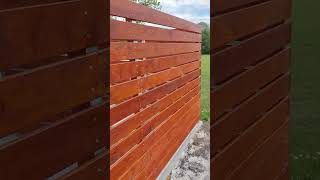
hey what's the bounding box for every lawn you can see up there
[201,55,210,121]
[290,0,320,179]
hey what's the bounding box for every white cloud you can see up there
[158,0,210,24]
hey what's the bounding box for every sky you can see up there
[158,0,210,25]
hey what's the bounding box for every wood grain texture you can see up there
[111,52,200,84]
[0,104,107,180]
[211,73,290,154]
[211,48,290,121]
[211,98,289,179]
[0,0,107,70]
[110,2,201,178]
[212,23,291,85]
[61,152,108,180]
[211,0,291,49]
[110,0,201,33]
[0,53,106,137]
[111,20,201,42]
[111,42,201,63]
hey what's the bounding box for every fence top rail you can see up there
[110,0,201,34]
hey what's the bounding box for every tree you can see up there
[198,22,210,54]
[132,0,161,10]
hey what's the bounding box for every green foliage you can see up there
[132,0,161,10]
[198,22,210,55]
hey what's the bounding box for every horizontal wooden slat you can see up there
[123,99,200,179]
[212,23,291,85]
[0,0,107,70]
[110,0,201,33]
[211,0,291,49]
[211,48,290,120]
[110,86,200,165]
[110,61,199,105]
[61,152,108,180]
[111,78,199,146]
[110,93,200,179]
[211,0,268,15]
[211,98,289,179]
[111,20,201,42]
[212,73,290,154]
[0,0,70,10]
[0,52,106,137]
[110,70,200,125]
[111,52,200,84]
[228,120,288,180]
[145,101,200,180]
[0,104,107,180]
[110,42,201,63]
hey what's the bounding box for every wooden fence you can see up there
[0,1,108,179]
[211,0,291,179]
[110,0,202,179]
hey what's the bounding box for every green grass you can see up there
[201,55,210,121]
[290,0,320,179]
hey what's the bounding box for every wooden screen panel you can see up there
[212,0,268,15]
[0,104,106,180]
[110,70,200,126]
[212,23,291,84]
[110,42,201,63]
[0,0,107,70]
[212,74,290,154]
[212,49,290,121]
[61,152,108,180]
[110,1,201,178]
[211,0,291,179]
[111,20,201,42]
[111,52,200,84]
[229,121,288,180]
[110,0,201,33]
[211,0,291,49]
[211,98,289,179]
[0,52,106,137]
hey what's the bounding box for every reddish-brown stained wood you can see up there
[110,42,201,63]
[110,94,200,179]
[147,101,200,180]
[121,100,200,179]
[110,62,199,105]
[211,0,291,49]
[211,0,268,15]
[0,53,106,137]
[110,78,199,146]
[110,70,200,125]
[61,152,108,180]
[0,104,107,180]
[109,2,201,178]
[111,52,200,84]
[212,23,291,85]
[211,48,290,121]
[228,121,288,180]
[0,0,70,10]
[110,86,200,165]
[0,0,107,70]
[212,74,290,154]
[211,98,289,179]
[111,20,201,42]
[126,100,200,179]
[110,0,201,33]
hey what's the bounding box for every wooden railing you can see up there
[0,0,108,179]
[211,0,291,179]
[110,0,202,179]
